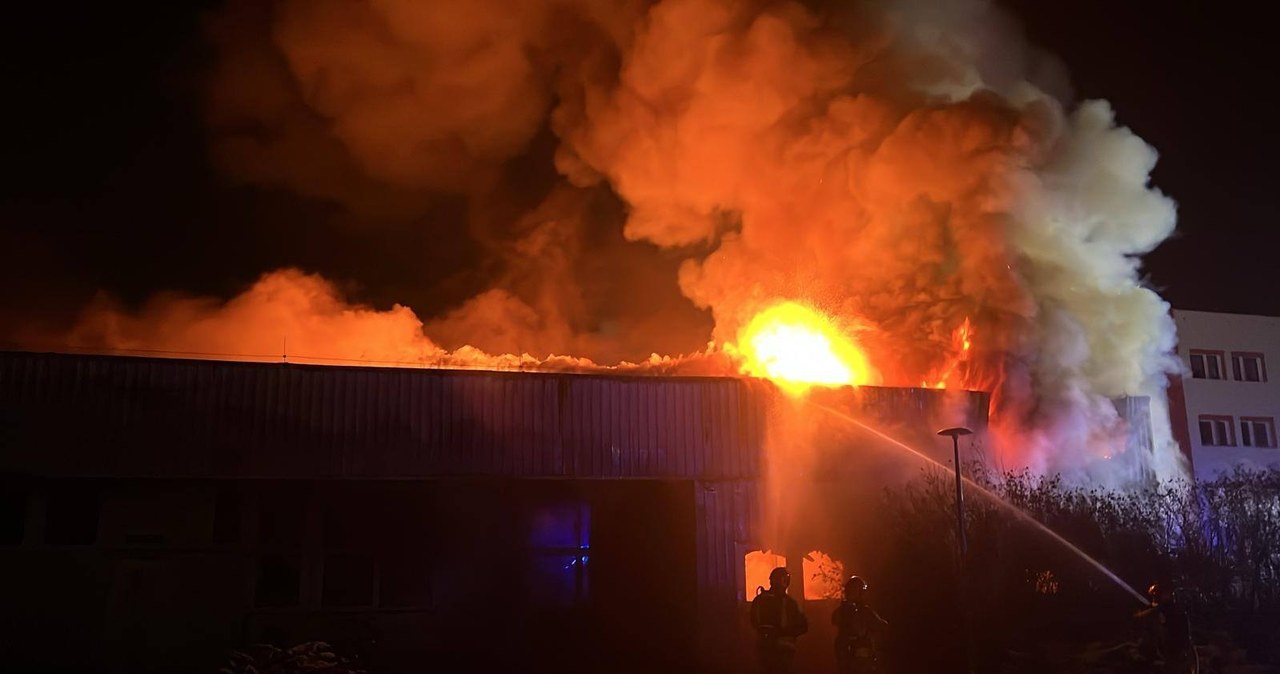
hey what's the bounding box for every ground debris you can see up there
[218,641,367,674]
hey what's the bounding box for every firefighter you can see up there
[832,575,888,674]
[1134,582,1197,674]
[750,567,809,674]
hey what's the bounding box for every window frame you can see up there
[251,486,307,610]
[1198,414,1236,447]
[1230,351,1268,383]
[526,502,591,607]
[43,483,101,547]
[314,486,435,612]
[1240,416,1277,449]
[1189,349,1226,380]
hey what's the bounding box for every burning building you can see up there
[0,0,1186,668]
[0,349,990,672]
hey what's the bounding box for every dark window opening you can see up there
[0,484,26,546]
[527,503,590,607]
[380,549,432,608]
[45,485,100,545]
[1190,354,1206,379]
[529,554,590,608]
[322,553,375,607]
[1190,351,1224,380]
[256,555,301,607]
[1241,418,1276,449]
[213,484,242,545]
[1199,416,1234,447]
[123,532,166,546]
[321,491,375,551]
[1231,353,1267,383]
[257,489,304,548]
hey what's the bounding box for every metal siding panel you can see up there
[582,377,593,477]
[600,378,615,477]
[502,377,517,477]
[650,382,665,476]
[439,374,454,472]
[485,376,501,476]
[694,480,754,669]
[670,383,685,477]
[565,378,582,477]
[600,379,613,476]
[580,378,595,477]
[514,377,528,477]
[620,381,636,476]
[398,371,416,475]
[523,378,535,474]
[0,352,1010,482]
[648,382,663,475]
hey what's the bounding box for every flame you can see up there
[735,302,876,396]
[923,317,974,389]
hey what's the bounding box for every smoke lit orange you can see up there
[924,317,974,389]
[735,302,876,396]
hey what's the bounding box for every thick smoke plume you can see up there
[46,0,1181,482]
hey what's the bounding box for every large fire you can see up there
[923,318,974,390]
[734,303,877,397]
[11,0,1184,481]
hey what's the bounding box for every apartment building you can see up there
[1169,310,1280,478]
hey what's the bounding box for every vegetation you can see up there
[874,467,1280,673]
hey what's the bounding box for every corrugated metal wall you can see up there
[694,479,760,669]
[0,351,766,480]
[0,351,991,670]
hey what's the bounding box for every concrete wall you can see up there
[1172,310,1280,478]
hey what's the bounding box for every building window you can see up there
[1198,415,1235,447]
[379,549,433,608]
[256,554,302,607]
[45,484,100,546]
[1231,352,1268,383]
[212,483,242,545]
[1189,350,1225,380]
[254,483,307,608]
[257,491,304,548]
[1240,417,1277,449]
[744,550,787,600]
[0,483,25,546]
[802,550,845,600]
[322,553,375,607]
[122,532,166,546]
[527,503,590,607]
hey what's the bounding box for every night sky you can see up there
[2,1,1276,343]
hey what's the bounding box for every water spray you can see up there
[809,401,1151,606]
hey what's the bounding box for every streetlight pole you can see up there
[937,427,973,561]
[937,426,974,674]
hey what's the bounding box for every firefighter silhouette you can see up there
[832,576,888,674]
[750,567,808,674]
[1134,582,1197,674]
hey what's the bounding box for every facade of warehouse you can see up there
[0,351,992,673]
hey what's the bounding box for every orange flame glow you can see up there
[924,317,974,389]
[735,302,877,396]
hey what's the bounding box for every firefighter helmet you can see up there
[845,575,868,599]
[769,567,790,589]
